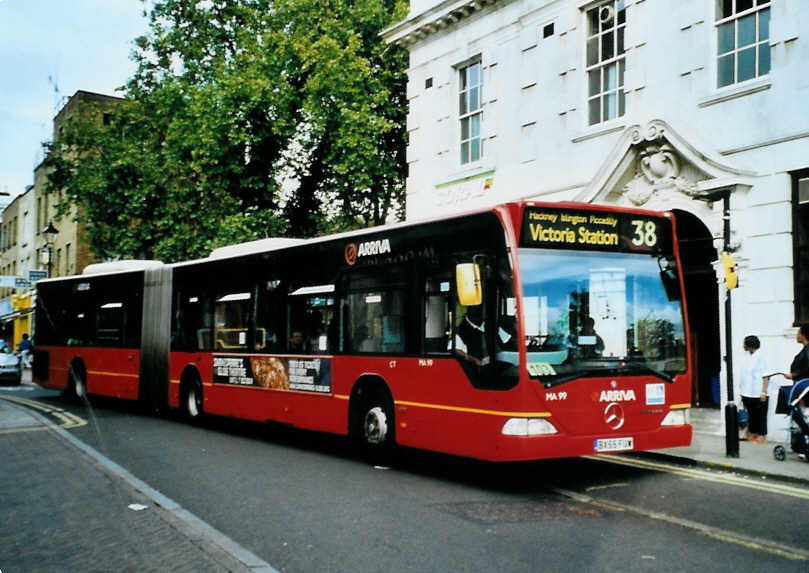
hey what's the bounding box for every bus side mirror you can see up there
[456,263,482,306]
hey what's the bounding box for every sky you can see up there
[0,0,150,200]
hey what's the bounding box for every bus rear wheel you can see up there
[67,365,87,403]
[181,380,203,422]
[356,392,396,465]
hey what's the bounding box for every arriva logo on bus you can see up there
[599,389,637,402]
[345,239,392,265]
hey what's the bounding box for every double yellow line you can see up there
[0,395,87,434]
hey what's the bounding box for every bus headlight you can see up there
[661,409,689,426]
[502,418,558,436]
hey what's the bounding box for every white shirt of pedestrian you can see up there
[740,350,769,397]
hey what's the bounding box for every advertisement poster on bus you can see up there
[213,355,332,394]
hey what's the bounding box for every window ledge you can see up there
[434,165,495,189]
[698,78,771,108]
[571,121,626,144]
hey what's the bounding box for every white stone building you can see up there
[384,0,809,438]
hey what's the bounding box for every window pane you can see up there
[737,46,756,82]
[469,64,480,87]
[600,4,615,31]
[717,22,734,54]
[469,86,479,112]
[603,92,616,121]
[617,0,626,25]
[461,117,469,140]
[716,0,733,20]
[618,60,625,86]
[588,69,601,96]
[589,98,601,125]
[758,43,770,75]
[587,38,599,66]
[470,114,480,138]
[460,69,467,91]
[602,31,614,60]
[617,27,625,55]
[759,8,769,41]
[471,138,481,162]
[738,14,755,47]
[737,0,754,13]
[461,141,469,164]
[459,92,467,115]
[618,89,625,116]
[799,178,809,204]
[588,8,600,36]
[605,63,617,90]
[718,53,734,86]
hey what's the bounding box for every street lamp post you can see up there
[42,221,58,278]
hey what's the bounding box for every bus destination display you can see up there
[520,206,671,253]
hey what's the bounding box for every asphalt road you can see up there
[14,388,809,572]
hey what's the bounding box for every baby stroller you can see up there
[773,378,809,462]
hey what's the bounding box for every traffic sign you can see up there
[28,270,48,282]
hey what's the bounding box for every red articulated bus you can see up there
[33,202,692,461]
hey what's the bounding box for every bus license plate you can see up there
[594,437,633,452]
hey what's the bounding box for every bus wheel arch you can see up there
[179,367,204,422]
[348,376,396,459]
[66,359,87,402]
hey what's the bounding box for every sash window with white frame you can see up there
[716,0,771,88]
[585,0,626,126]
[459,60,482,165]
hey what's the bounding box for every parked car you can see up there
[0,349,22,385]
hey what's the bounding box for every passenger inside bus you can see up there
[289,330,304,353]
[578,316,605,357]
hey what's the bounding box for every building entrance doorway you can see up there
[673,210,721,407]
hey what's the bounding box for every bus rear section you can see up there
[33,262,169,407]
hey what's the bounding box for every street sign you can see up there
[28,270,48,282]
[0,276,33,288]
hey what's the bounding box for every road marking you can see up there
[586,454,809,500]
[0,395,87,433]
[553,486,809,561]
[585,482,629,492]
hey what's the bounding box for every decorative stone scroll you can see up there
[623,122,700,206]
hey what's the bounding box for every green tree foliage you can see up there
[42,0,408,262]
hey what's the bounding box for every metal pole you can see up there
[722,191,739,457]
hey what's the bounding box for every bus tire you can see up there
[66,362,87,403]
[352,382,396,465]
[180,378,204,423]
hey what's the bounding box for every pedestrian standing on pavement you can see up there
[740,335,770,443]
[785,324,809,383]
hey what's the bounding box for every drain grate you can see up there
[433,499,603,524]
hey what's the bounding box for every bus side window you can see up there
[97,301,125,346]
[215,290,252,351]
[173,291,211,351]
[255,279,282,353]
[346,267,407,354]
[287,284,335,354]
[424,275,451,354]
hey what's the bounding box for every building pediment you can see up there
[382,0,500,46]
[575,120,758,207]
